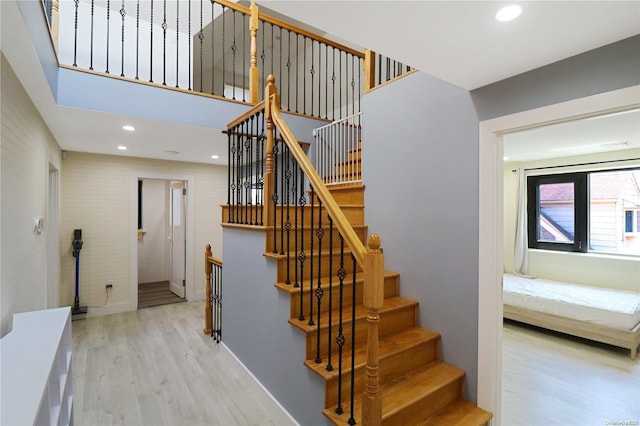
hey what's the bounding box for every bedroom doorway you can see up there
[477,86,640,425]
[137,178,188,309]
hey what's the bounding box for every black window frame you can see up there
[527,172,588,252]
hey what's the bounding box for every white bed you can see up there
[503,273,640,359]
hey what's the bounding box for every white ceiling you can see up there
[3,0,640,165]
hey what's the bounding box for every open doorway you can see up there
[137,178,187,308]
[477,86,640,424]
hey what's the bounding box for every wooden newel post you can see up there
[363,49,376,92]
[249,2,260,104]
[203,244,213,335]
[362,234,384,426]
[263,75,278,230]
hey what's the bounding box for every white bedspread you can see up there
[503,274,640,330]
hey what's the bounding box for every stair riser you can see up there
[324,338,440,408]
[276,252,364,283]
[304,304,418,362]
[383,379,463,426]
[288,274,399,319]
[310,185,365,205]
[266,226,367,253]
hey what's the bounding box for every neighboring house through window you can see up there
[528,168,640,256]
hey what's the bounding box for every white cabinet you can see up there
[1,307,73,426]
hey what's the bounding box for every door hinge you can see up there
[183,188,187,196]
[182,279,186,287]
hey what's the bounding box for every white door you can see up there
[169,181,186,298]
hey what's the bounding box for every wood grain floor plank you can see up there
[72,301,297,426]
[503,320,640,426]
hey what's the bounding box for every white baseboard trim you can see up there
[221,342,300,426]
[85,301,135,317]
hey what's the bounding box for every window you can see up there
[528,168,640,256]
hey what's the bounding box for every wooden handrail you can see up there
[226,100,266,130]
[266,76,367,266]
[215,0,252,16]
[257,11,365,59]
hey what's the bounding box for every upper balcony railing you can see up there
[50,0,413,121]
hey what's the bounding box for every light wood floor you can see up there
[502,320,640,426]
[71,301,297,426]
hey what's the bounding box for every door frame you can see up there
[47,162,60,308]
[169,180,187,298]
[130,173,195,310]
[476,85,640,424]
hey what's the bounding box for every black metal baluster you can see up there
[279,27,283,102]
[286,30,291,111]
[335,234,346,415]
[232,10,237,99]
[293,159,299,287]
[351,54,355,116]
[314,199,324,363]
[90,0,96,70]
[162,0,167,84]
[310,40,314,117]
[149,0,154,82]
[348,253,357,426]
[242,14,246,102]
[284,146,291,284]
[260,20,265,100]
[272,134,279,253]
[175,0,179,86]
[259,111,265,226]
[227,131,232,223]
[72,0,79,67]
[244,120,250,225]
[308,184,315,326]
[235,130,241,224]
[298,171,306,321]
[377,53,381,86]
[105,0,111,73]
[332,47,336,121]
[199,0,204,92]
[222,5,226,96]
[303,36,307,115]
[249,115,255,225]
[386,57,390,82]
[326,215,334,372]
[120,1,126,77]
[210,1,214,94]
[325,44,328,119]
[279,132,285,255]
[135,0,139,78]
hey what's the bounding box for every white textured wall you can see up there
[503,148,640,292]
[1,54,62,337]
[137,179,169,284]
[60,152,226,314]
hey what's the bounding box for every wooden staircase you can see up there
[267,146,491,425]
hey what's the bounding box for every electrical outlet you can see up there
[106,280,114,289]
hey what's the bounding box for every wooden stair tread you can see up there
[304,327,440,380]
[274,270,400,295]
[323,362,466,425]
[288,296,418,333]
[416,399,493,426]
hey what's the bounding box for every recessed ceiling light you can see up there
[496,5,522,22]
[122,125,135,131]
[117,145,127,151]
[165,150,180,155]
[211,155,219,159]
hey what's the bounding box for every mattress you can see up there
[503,274,640,330]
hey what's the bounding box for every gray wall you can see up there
[471,34,640,121]
[222,227,328,426]
[362,71,480,401]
